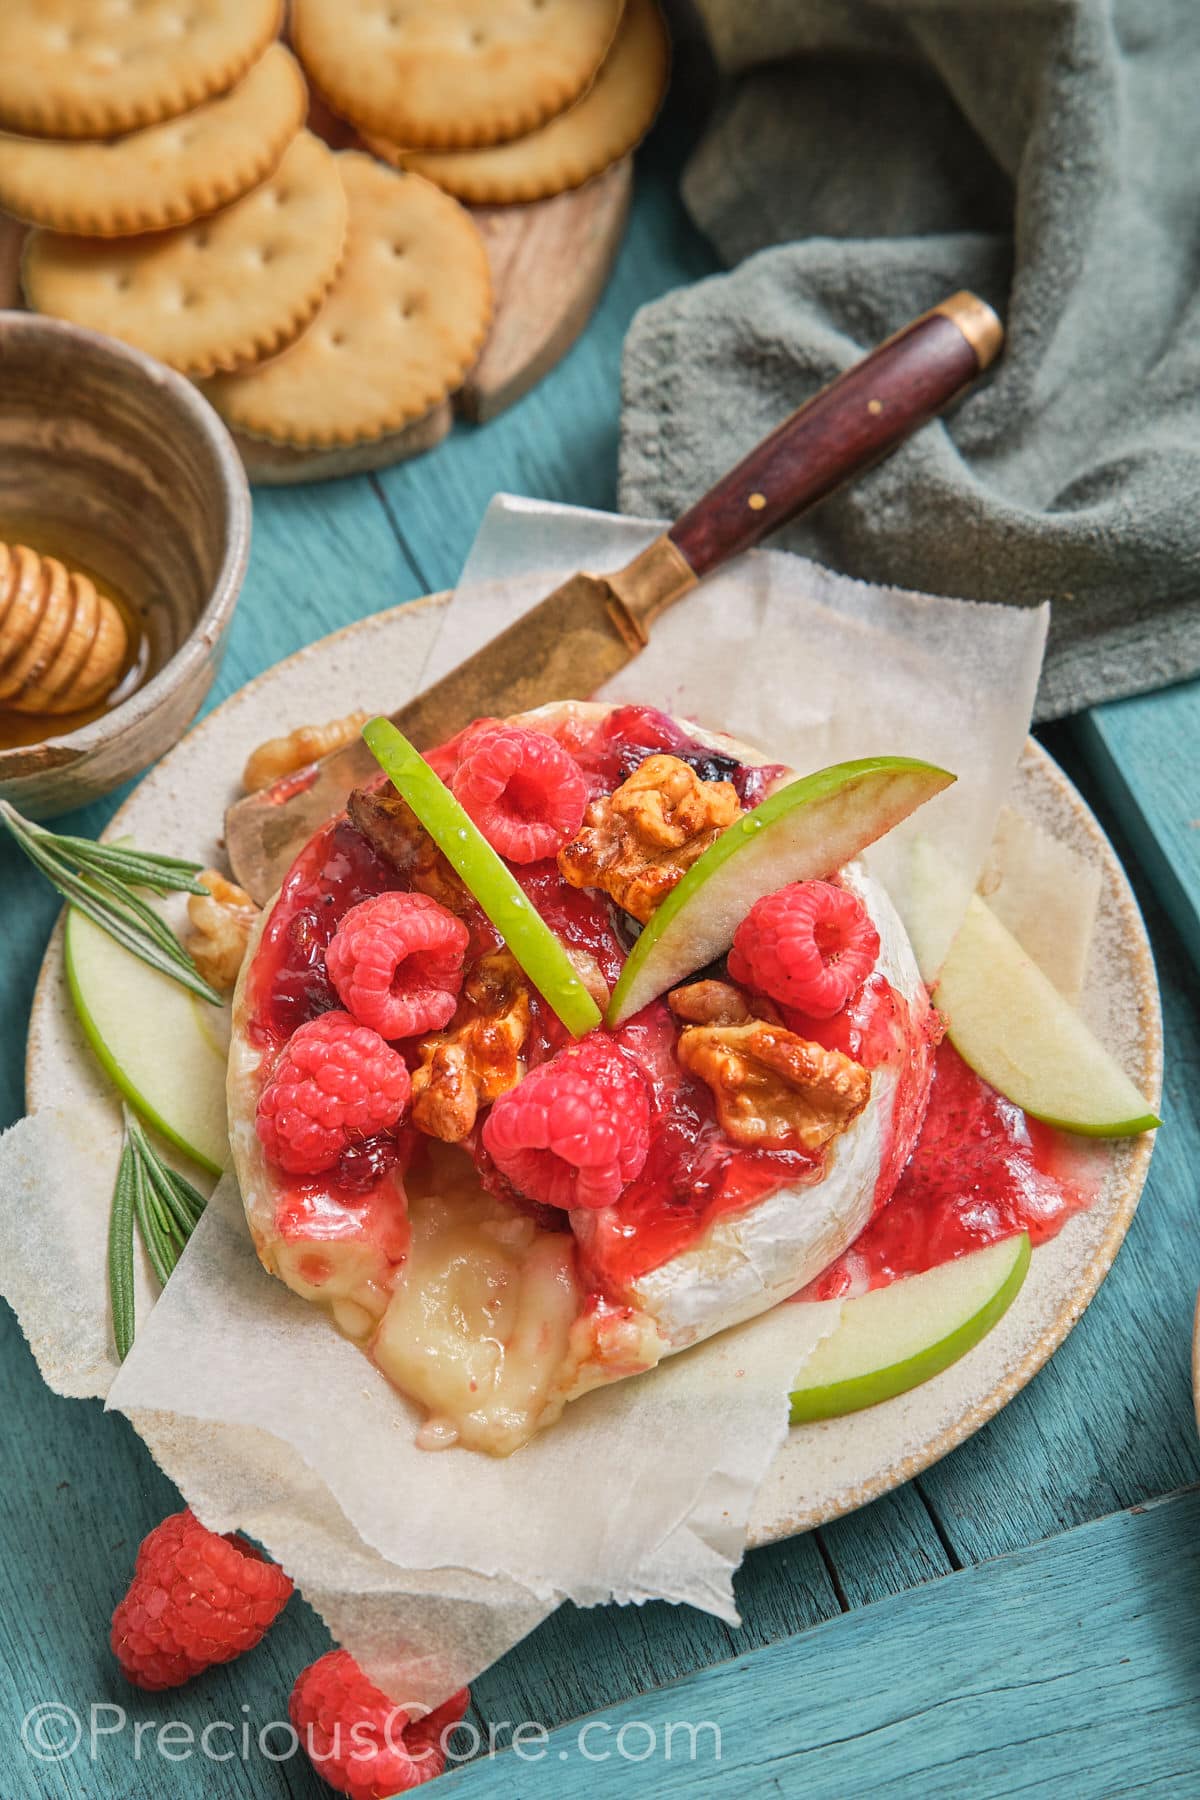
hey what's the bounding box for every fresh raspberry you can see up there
[451,723,588,863]
[290,1649,468,1798]
[326,891,469,1039]
[728,880,880,1018]
[482,1034,650,1210]
[111,1509,293,1690]
[424,715,503,784]
[256,1010,411,1176]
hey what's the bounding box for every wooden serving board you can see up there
[0,154,633,486]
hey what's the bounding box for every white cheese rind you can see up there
[623,866,925,1352]
[227,704,933,1448]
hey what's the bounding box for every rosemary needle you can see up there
[108,1138,137,1363]
[109,1111,209,1360]
[0,800,221,1005]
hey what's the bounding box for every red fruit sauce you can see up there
[800,1040,1103,1300]
[246,704,1100,1301]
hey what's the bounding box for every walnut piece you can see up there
[677,1020,870,1153]
[243,709,371,794]
[411,951,532,1143]
[558,754,740,923]
[669,980,783,1028]
[348,781,472,921]
[184,870,260,992]
[669,980,754,1026]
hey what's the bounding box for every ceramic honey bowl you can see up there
[0,312,249,817]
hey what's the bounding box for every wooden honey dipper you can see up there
[0,541,129,715]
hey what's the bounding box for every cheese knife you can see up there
[226,291,1002,903]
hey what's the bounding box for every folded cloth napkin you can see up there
[620,0,1200,720]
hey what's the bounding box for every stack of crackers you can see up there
[0,0,669,454]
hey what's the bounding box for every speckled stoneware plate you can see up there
[26,595,1162,1542]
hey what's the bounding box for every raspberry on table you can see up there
[290,1648,469,1798]
[728,880,880,1018]
[482,1033,650,1210]
[326,890,469,1039]
[256,1010,412,1176]
[451,723,588,863]
[111,1509,293,1691]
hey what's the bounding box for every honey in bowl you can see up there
[0,527,150,752]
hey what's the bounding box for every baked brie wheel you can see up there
[228,703,936,1455]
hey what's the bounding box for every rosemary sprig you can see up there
[0,799,221,1005]
[109,1110,208,1360]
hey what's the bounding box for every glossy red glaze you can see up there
[245,705,1087,1313]
[801,1040,1103,1300]
[576,972,929,1293]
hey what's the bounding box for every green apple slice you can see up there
[789,1232,1030,1423]
[934,891,1159,1136]
[65,904,230,1174]
[363,717,602,1038]
[607,755,955,1027]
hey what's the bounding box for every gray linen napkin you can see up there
[620,0,1200,720]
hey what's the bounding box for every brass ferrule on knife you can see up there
[604,533,699,649]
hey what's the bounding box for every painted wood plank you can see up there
[1076,682,1200,974]
[438,1487,1200,1798]
[469,1530,842,1742]
[0,1305,334,1800]
[916,756,1200,1566]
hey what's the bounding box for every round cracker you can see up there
[0,0,282,141]
[366,0,669,205]
[0,45,307,237]
[202,153,492,447]
[292,0,624,149]
[22,131,347,379]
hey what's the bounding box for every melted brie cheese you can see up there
[371,1156,587,1455]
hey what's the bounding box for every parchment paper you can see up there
[0,499,1049,1703]
[426,498,1051,968]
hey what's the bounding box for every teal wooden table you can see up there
[3,95,1200,1800]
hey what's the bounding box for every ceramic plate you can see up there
[26,594,1162,1541]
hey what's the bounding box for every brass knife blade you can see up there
[225,571,644,905]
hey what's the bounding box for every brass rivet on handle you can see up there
[748,492,766,510]
[868,398,883,416]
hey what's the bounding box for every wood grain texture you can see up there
[668,309,984,576]
[1077,682,1200,975]
[234,405,454,486]
[459,159,633,423]
[914,764,1200,1566]
[438,1488,1200,1797]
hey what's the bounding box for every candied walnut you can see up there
[243,710,371,794]
[668,980,782,1028]
[411,951,532,1143]
[676,1020,870,1154]
[669,980,754,1027]
[184,869,260,991]
[347,781,472,921]
[558,753,740,923]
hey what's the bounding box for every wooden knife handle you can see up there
[665,291,1002,580]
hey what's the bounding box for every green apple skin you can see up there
[608,756,955,1027]
[789,1232,1031,1425]
[363,718,602,1039]
[64,905,228,1176]
[936,893,1159,1139]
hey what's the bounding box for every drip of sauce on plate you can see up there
[799,1039,1103,1300]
